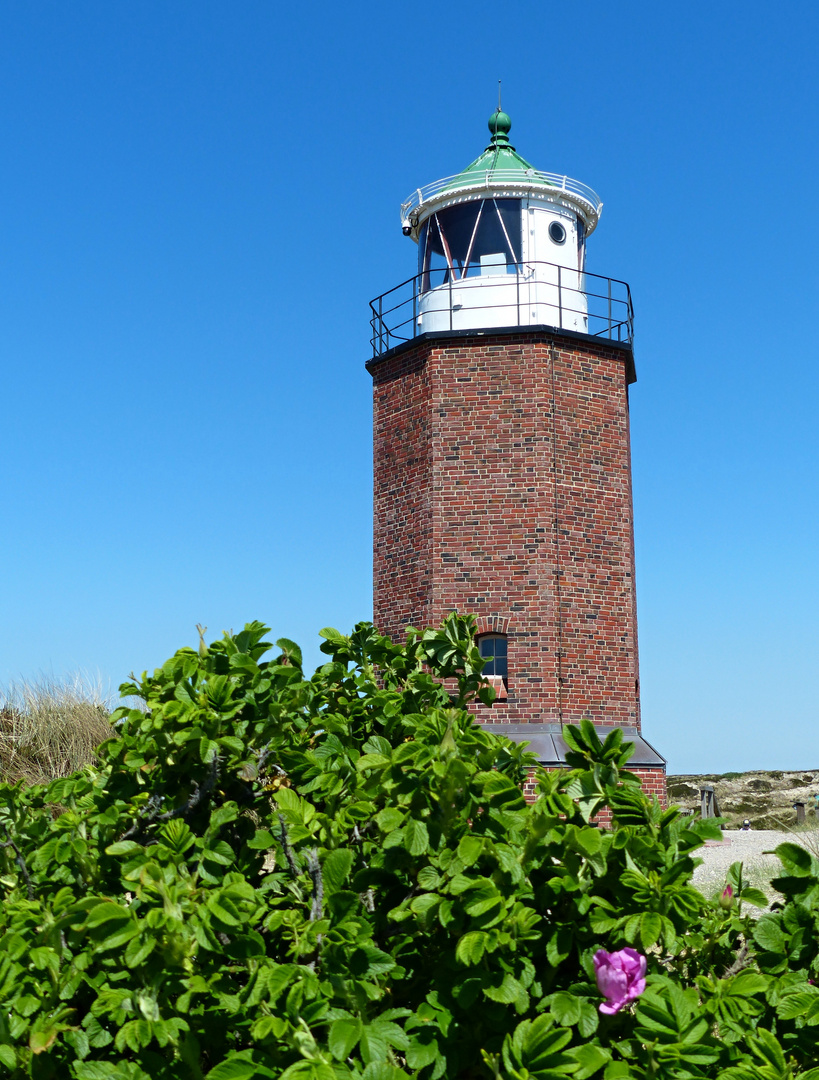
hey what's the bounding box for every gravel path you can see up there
[691,830,793,899]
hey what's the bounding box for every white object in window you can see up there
[480,252,506,275]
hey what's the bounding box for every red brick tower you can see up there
[367,110,665,800]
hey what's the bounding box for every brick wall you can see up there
[371,329,642,730]
[631,766,667,806]
[522,766,668,824]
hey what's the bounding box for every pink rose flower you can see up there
[593,948,647,1015]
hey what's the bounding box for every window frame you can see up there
[477,633,508,685]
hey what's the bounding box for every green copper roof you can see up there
[443,109,546,192]
[400,109,603,237]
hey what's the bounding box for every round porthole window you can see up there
[549,220,567,245]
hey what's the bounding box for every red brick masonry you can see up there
[369,327,665,804]
[523,767,667,815]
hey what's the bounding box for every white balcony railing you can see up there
[400,170,603,227]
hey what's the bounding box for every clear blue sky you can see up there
[2,1,817,774]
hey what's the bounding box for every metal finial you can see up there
[498,80,502,111]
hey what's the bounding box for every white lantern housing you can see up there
[401,110,602,335]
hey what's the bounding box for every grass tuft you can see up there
[0,673,116,785]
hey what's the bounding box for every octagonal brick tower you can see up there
[367,109,665,802]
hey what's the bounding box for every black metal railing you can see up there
[369,261,633,359]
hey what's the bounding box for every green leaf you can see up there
[751,1028,786,1072]
[247,829,276,850]
[376,808,404,832]
[546,926,572,965]
[359,1025,388,1064]
[29,1027,59,1054]
[357,753,391,771]
[457,835,483,867]
[604,1063,631,1080]
[200,737,219,763]
[0,1046,16,1069]
[98,921,140,950]
[105,841,144,856]
[361,1066,407,1080]
[639,911,662,950]
[753,915,786,953]
[411,893,441,918]
[775,842,814,876]
[576,999,599,1038]
[569,1044,611,1080]
[323,849,354,893]
[484,973,525,1004]
[329,1017,362,1060]
[730,971,768,996]
[14,994,41,1017]
[124,935,156,967]
[740,887,769,908]
[29,946,60,974]
[207,892,242,927]
[205,1053,278,1079]
[407,1033,439,1069]
[85,901,132,927]
[363,736,393,757]
[456,931,488,965]
[218,736,245,754]
[405,819,429,856]
[550,992,581,1026]
[417,866,441,890]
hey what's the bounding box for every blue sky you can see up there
[1,1,817,774]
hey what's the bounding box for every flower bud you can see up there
[719,884,734,910]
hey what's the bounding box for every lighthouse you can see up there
[367,109,665,800]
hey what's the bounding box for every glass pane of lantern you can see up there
[434,201,482,278]
[421,215,450,292]
[468,198,521,272]
[495,199,522,264]
[417,220,429,278]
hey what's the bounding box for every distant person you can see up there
[741,819,751,831]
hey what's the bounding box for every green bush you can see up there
[1,615,819,1079]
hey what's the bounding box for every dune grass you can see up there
[0,674,116,786]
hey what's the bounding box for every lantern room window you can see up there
[418,198,522,294]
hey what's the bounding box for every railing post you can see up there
[605,278,613,341]
[378,294,383,354]
[413,278,417,339]
[516,263,520,324]
[557,264,562,329]
[449,273,453,332]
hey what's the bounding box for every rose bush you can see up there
[0,614,819,1079]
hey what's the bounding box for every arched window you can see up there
[478,633,508,686]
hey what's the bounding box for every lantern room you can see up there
[400,109,602,336]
